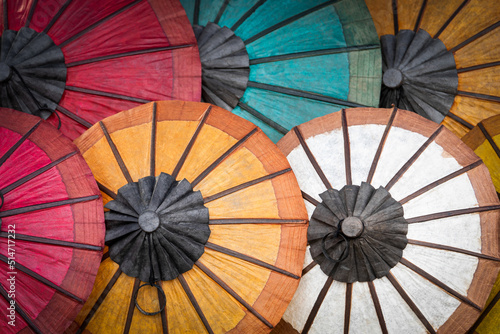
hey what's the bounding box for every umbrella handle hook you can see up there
[321,230,349,263]
[134,283,166,316]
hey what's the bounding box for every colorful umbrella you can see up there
[275,107,500,333]
[180,0,382,142]
[0,108,104,333]
[71,100,308,333]
[365,0,500,138]
[0,0,201,140]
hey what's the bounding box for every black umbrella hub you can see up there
[193,22,250,111]
[104,173,210,283]
[0,27,66,119]
[379,29,458,123]
[307,182,408,283]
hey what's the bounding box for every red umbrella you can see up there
[0,108,105,333]
[0,0,201,140]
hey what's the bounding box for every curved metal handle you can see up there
[321,231,349,263]
[134,283,166,316]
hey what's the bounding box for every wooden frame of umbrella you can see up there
[275,107,500,333]
[180,0,382,143]
[70,101,308,334]
[0,109,104,333]
[365,0,500,138]
[0,0,201,140]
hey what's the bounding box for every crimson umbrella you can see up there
[0,0,201,140]
[0,108,105,333]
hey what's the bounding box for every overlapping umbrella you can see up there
[0,108,104,333]
[365,0,500,138]
[275,107,500,333]
[180,0,382,142]
[70,101,308,333]
[0,0,201,140]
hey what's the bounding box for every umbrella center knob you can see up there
[0,62,12,83]
[138,210,160,233]
[383,68,403,88]
[340,216,364,238]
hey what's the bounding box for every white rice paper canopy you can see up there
[276,108,500,334]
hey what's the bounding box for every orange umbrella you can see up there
[70,101,308,333]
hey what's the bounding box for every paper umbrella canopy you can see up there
[180,0,382,142]
[365,0,500,138]
[69,101,308,333]
[275,107,500,333]
[0,0,201,140]
[0,108,104,333]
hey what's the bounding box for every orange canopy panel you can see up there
[70,100,308,334]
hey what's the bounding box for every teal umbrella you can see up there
[181,0,382,142]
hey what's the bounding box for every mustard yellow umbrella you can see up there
[69,100,308,333]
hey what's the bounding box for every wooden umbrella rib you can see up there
[249,45,380,65]
[302,261,318,276]
[66,86,150,104]
[195,261,273,328]
[77,268,122,334]
[0,284,43,334]
[0,232,102,251]
[0,254,83,302]
[243,0,337,45]
[341,109,352,185]
[247,81,366,108]
[205,242,299,279]
[386,272,436,334]
[100,121,133,183]
[171,105,212,179]
[457,90,500,103]
[213,0,230,24]
[150,102,157,177]
[230,0,266,31]
[123,278,140,334]
[237,102,288,135]
[56,105,93,128]
[385,125,443,191]
[0,195,99,218]
[367,107,397,184]
[203,168,291,203]
[25,0,38,27]
[406,205,500,224]
[446,111,474,130]
[407,239,500,262]
[177,273,214,334]
[434,0,470,39]
[457,60,500,73]
[478,122,500,159]
[302,276,335,334]
[450,20,500,53]
[398,159,483,204]
[368,281,389,334]
[400,258,481,310]
[0,151,77,195]
[302,191,320,206]
[101,251,110,263]
[344,283,353,334]
[294,126,332,189]
[97,181,117,200]
[43,0,72,33]
[59,0,142,47]
[158,286,169,334]
[66,44,195,67]
[413,0,428,32]
[467,290,500,334]
[193,0,200,26]
[3,0,8,30]
[392,0,399,34]
[191,127,258,187]
[0,120,40,167]
[209,218,306,225]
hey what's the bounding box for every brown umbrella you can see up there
[70,100,308,333]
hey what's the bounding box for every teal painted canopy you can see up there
[181,0,382,142]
